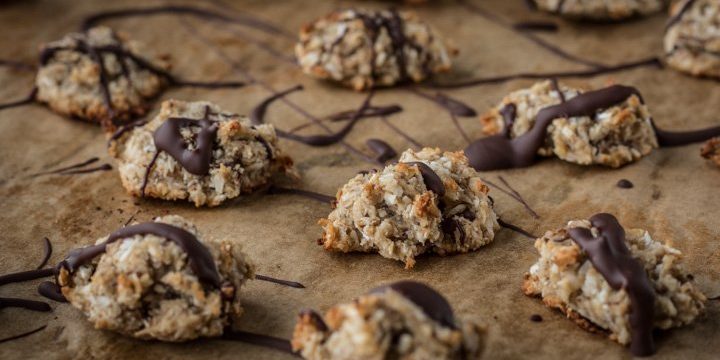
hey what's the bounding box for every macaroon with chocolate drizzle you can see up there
[523,213,706,357]
[467,83,720,171]
[0,26,245,128]
[292,280,486,359]
[318,147,499,269]
[109,99,294,207]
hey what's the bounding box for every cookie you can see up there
[522,213,705,356]
[36,26,169,125]
[109,99,294,207]
[318,147,498,269]
[531,0,667,21]
[56,215,254,341]
[479,80,658,168]
[292,280,486,359]
[295,8,455,90]
[664,0,720,79]
[701,136,720,166]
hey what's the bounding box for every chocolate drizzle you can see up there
[653,123,720,147]
[366,139,397,163]
[37,237,52,270]
[58,222,222,289]
[513,21,558,32]
[402,162,446,197]
[567,213,655,356]
[464,85,644,171]
[254,274,305,289]
[617,179,634,189]
[0,297,52,312]
[222,330,297,355]
[0,325,47,344]
[0,87,37,111]
[267,185,335,204]
[499,103,517,138]
[497,218,537,239]
[665,0,695,31]
[153,106,218,175]
[37,281,67,303]
[369,281,456,329]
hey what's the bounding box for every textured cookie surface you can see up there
[532,0,667,20]
[701,137,720,166]
[665,0,720,79]
[36,26,169,125]
[522,218,705,347]
[318,147,498,269]
[57,215,254,341]
[292,281,486,359]
[109,99,294,207]
[296,8,455,90]
[480,80,658,167]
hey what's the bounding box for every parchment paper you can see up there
[0,0,718,359]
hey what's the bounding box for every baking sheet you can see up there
[0,0,718,359]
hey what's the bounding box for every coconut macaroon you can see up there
[36,26,169,125]
[318,148,498,269]
[56,215,254,342]
[109,99,294,207]
[292,281,486,359]
[295,8,455,90]
[531,0,667,21]
[664,0,720,79]
[522,213,705,356]
[480,80,658,168]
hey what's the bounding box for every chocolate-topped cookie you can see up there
[318,147,498,269]
[523,213,705,356]
[531,0,667,21]
[56,215,254,341]
[292,280,486,359]
[36,27,169,125]
[665,0,720,79]
[295,8,456,90]
[479,80,658,168]
[109,99,294,207]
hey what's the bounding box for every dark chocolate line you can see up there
[617,179,634,189]
[665,0,695,31]
[59,222,223,289]
[653,123,720,147]
[81,5,292,38]
[222,330,297,356]
[380,116,424,150]
[0,268,55,287]
[0,297,51,312]
[407,88,477,117]
[37,281,67,303]
[512,21,558,32]
[267,186,335,204]
[255,274,305,289]
[59,164,113,175]
[0,325,47,345]
[36,237,53,270]
[203,19,297,65]
[140,151,160,197]
[500,103,517,138]
[369,281,457,329]
[250,84,304,126]
[497,218,536,239]
[550,78,566,103]
[366,138,398,163]
[287,105,403,134]
[568,213,655,356]
[153,106,217,175]
[0,58,36,71]
[403,162,446,197]
[0,87,37,111]
[29,157,99,177]
[498,176,540,218]
[481,178,539,219]
[430,57,661,89]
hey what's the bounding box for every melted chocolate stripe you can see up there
[369,281,456,329]
[0,268,55,286]
[37,237,53,270]
[0,58,35,71]
[255,274,305,289]
[513,21,558,32]
[408,89,477,117]
[37,281,67,303]
[287,105,403,134]
[0,87,37,111]
[59,164,113,175]
[653,123,720,147]
[430,57,661,89]
[0,297,52,312]
[250,85,304,126]
[567,213,655,356]
[0,325,47,345]
[497,218,536,239]
[29,157,99,177]
[222,330,297,355]
[153,107,217,175]
[380,116,424,150]
[59,222,222,289]
[366,139,397,163]
[665,0,696,31]
[267,186,335,204]
[402,162,446,197]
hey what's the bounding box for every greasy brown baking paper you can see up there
[1,0,718,359]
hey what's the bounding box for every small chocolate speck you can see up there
[530,314,543,322]
[616,179,633,189]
